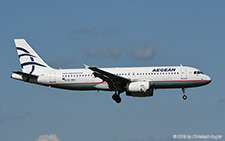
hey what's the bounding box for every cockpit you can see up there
[194,71,204,74]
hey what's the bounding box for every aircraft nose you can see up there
[205,75,212,84]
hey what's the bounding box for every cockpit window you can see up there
[199,71,204,74]
[194,71,204,74]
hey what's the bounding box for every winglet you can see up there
[84,64,89,70]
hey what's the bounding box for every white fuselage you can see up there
[31,66,211,91]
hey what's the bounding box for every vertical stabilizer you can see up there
[14,39,53,74]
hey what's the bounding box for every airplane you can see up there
[11,39,212,103]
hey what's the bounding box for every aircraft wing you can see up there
[86,65,130,91]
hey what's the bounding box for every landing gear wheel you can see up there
[182,95,187,100]
[112,94,122,103]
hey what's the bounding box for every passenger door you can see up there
[181,67,187,79]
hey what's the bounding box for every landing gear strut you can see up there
[182,88,187,100]
[112,92,122,103]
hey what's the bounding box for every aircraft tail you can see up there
[14,39,54,74]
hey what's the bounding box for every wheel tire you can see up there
[115,96,122,103]
[183,95,187,100]
[112,94,118,100]
[112,94,122,103]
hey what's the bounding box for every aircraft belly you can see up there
[151,80,208,89]
[50,83,98,90]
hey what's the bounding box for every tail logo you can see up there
[17,47,46,74]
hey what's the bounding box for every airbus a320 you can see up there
[11,39,211,103]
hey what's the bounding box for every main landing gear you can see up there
[182,88,187,100]
[112,92,122,103]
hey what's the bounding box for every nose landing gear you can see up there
[182,88,187,100]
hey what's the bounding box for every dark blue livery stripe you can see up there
[19,53,36,58]
[16,47,29,53]
[21,62,46,68]
[30,57,34,61]
[30,65,35,74]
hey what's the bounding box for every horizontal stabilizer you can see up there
[12,71,38,79]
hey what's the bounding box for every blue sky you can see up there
[0,0,225,141]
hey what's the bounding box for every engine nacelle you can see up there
[126,81,154,97]
[127,81,150,92]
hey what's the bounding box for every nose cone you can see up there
[205,75,212,84]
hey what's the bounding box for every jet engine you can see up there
[126,81,154,97]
